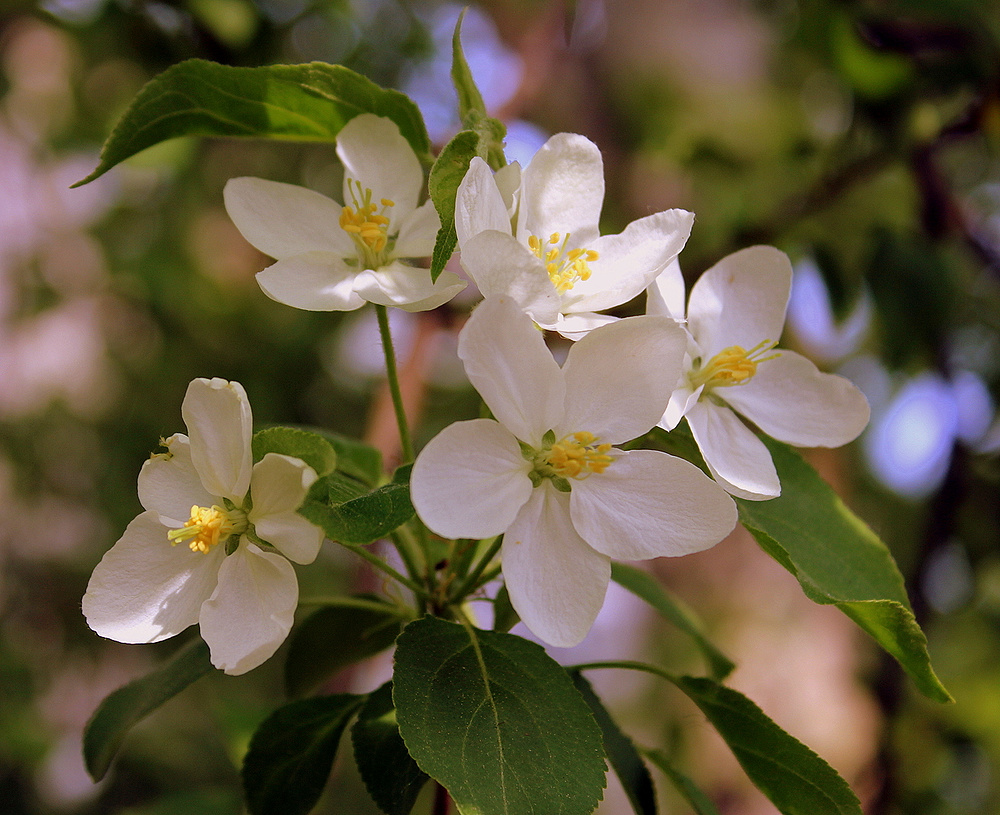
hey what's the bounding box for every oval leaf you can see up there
[428,129,479,281]
[84,637,214,781]
[252,426,337,476]
[352,682,430,815]
[300,480,415,544]
[393,617,607,815]
[75,60,431,186]
[242,694,365,815]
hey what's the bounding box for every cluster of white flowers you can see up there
[85,114,870,664]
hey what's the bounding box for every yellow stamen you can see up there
[339,179,395,266]
[167,505,241,554]
[528,232,598,294]
[690,340,780,390]
[538,431,614,479]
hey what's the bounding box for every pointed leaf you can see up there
[643,749,721,815]
[673,676,862,815]
[393,617,607,815]
[319,431,383,486]
[452,9,487,125]
[252,426,337,476]
[75,60,431,186]
[242,694,365,815]
[84,638,214,781]
[428,129,479,281]
[352,682,430,815]
[285,600,405,698]
[300,480,414,544]
[611,562,734,680]
[571,672,656,815]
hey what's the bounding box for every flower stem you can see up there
[296,595,415,619]
[375,304,414,463]
[337,540,426,598]
[449,535,503,602]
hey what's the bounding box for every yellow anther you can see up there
[528,231,600,294]
[167,505,242,554]
[340,178,395,266]
[690,340,780,391]
[537,432,615,480]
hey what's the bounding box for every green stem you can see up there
[297,595,415,619]
[338,540,426,598]
[449,535,504,602]
[375,304,414,463]
[568,660,679,684]
[390,527,424,583]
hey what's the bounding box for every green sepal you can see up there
[75,60,431,186]
[542,429,556,446]
[352,682,430,815]
[551,476,573,493]
[251,426,337,477]
[242,694,365,815]
[83,638,214,781]
[517,439,536,461]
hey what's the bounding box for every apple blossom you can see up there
[83,378,324,675]
[454,133,694,338]
[648,246,871,500]
[410,297,737,647]
[224,113,465,312]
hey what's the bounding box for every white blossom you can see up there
[83,378,324,675]
[411,297,737,646]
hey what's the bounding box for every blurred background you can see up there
[2,0,1000,812]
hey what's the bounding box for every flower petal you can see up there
[256,253,366,312]
[559,315,687,444]
[224,177,352,259]
[458,296,565,444]
[646,259,686,320]
[502,486,611,648]
[564,209,694,313]
[198,542,298,675]
[183,378,253,502]
[337,114,421,222]
[459,231,561,326]
[519,133,603,246]
[249,453,322,564]
[660,383,703,432]
[545,311,619,341]
[83,511,222,644]
[686,401,781,500]
[254,512,326,565]
[571,449,737,560]
[353,263,466,312]
[138,433,215,522]
[687,246,792,357]
[394,200,441,258]
[456,157,514,248]
[411,419,533,540]
[723,349,871,447]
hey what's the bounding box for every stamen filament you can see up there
[690,340,780,390]
[528,231,598,294]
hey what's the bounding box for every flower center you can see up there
[168,505,247,554]
[531,431,614,490]
[690,340,780,391]
[339,178,395,269]
[528,232,599,294]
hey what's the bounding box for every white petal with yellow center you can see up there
[138,433,214,524]
[256,252,366,312]
[182,378,253,502]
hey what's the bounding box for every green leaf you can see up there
[491,584,520,633]
[319,431,383,486]
[75,59,431,186]
[673,676,861,815]
[428,129,479,282]
[610,562,735,680]
[452,9,487,125]
[643,749,721,815]
[735,436,952,702]
[352,682,430,815]
[393,617,607,815]
[285,600,405,698]
[84,638,214,781]
[570,672,656,815]
[242,694,365,815]
[252,426,337,477]
[300,478,415,544]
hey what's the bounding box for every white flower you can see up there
[454,133,694,339]
[224,113,466,312]
[648,246,871,501]
[83,378,324,675]
[410,297,737,647]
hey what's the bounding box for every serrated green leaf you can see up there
[673,676,862,815]
[428,129,479,281]
[352,682,429,815]
[300,480,414,544]
[84,638,214,781]
[452,9,487,124]
[735,436,951,702]
[319,431,383,486]
[393,617,607,815]
[571,673,656,815]
[252,426,337,477]
[242,694,365,815]
[75,59,431,186]
[643,749,720,815]
[610,562,734,680]
[285,600,405,698]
